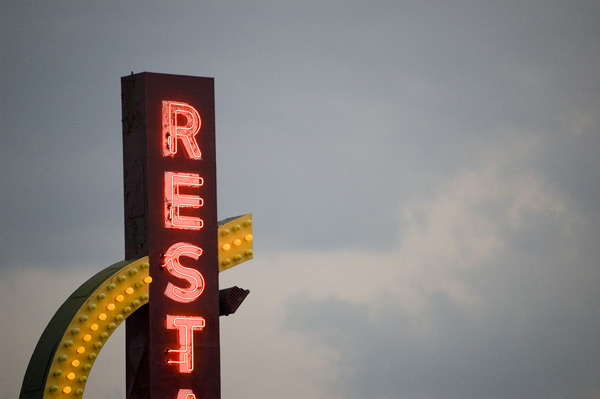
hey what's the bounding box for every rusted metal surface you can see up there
[122,72,220,399]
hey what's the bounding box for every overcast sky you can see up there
[1,1,599,398]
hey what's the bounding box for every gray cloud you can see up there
[280,147,600,398]
[284,247,600,399]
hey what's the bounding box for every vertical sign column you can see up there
[122,73,220,399]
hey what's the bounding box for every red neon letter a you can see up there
[163,101,202,159]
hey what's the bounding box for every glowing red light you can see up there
[176,389,196,399]
[162,243,205,303]
[166,315,206,373]
[162,101,202,159]
[165,172,204,230]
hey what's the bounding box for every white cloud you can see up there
[264,140,565,314]
[268,145,596,398]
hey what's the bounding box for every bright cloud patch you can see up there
[280,153,598,399]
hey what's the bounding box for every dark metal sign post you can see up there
[122,72,220,399]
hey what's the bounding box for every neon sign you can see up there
[122,73,221,399]
[160,100,208,397]
[20,73,253,399]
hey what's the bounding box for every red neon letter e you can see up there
[165,172,204,230]
[162,101,202,159]
[162,242,205,303]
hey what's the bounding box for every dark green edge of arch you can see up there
[19,259,140,399]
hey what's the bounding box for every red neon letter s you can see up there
[165,172,204,230]
[162,101,202,159]
[162,243,205,303]
[166,315,206,373]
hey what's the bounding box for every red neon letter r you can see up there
[162,101,202,159]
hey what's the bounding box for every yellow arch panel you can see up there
[20,257,151,399]
[218,213,253,272]
[21,214,252,399]
[45,257,151,397]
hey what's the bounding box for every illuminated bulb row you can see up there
[219,218,252,237]
[47,259,151,396]
[220,234,253,251]
[218,215,253,272]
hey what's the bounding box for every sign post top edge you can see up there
[121,71,215,83]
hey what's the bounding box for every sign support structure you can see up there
[19,73,253,399]
[20,72,253,399]
[122,72,220,399]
